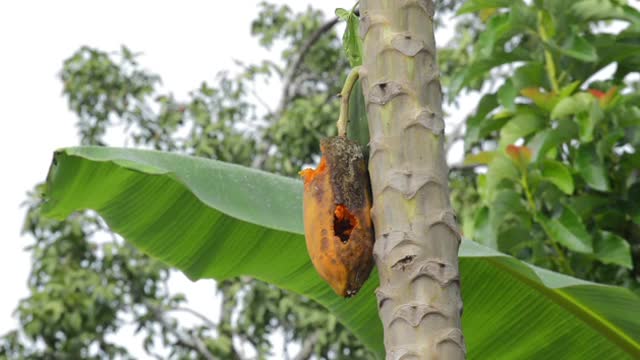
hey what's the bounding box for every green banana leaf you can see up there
[43,147,640,359]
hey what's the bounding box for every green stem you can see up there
[537,11,560,93]
[337,66,361,137]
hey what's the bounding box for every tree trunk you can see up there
[359,1,465,358]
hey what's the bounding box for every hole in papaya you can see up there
[334,204,357,243]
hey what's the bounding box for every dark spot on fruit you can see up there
[321,237,329,251]
[334,204,357,243]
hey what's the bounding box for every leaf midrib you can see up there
[487,258,640,358]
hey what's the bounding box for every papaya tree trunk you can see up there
[359,1,465,358]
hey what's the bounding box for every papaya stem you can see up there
[337,66,361,137]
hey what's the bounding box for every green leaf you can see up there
[335,8,350,21]
[559,33,598,62]
[551,92,593,120]
[472,206,497,248]
[490,190,530,235]
[595,231,633,269]
[527,119,578,161]
[512,62,547,91]
[463,151,496,166]
[342,12,363,67]
[476,13,513,58]
[577,144,610,192]
[457,0,512,15]
[499,112,544,149]
[596,129,624,159]
[520,87,558,112]
[347,79,369,153]
[576,101,603,143]
[592,32,640,81]
[497,79,517,111]
[572,0,640,23]
[538,206,593,253]
[540,160,575,195]
[44,147,640,359]
[465,94,500,148]
[571,194,609,220]
[450,52,528,95]
[559,81,581,99]
[538,9,556,38]
[486,154,520,200]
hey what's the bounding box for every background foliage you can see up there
[2,0,639,358]
[450,0,640,291]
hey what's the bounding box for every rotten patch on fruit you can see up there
[300,136,374,297]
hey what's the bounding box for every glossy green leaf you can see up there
[571,0,640,23]
[347,79,369,153]
[596,129,624,159]
[486,154,520,200]
[576,102,603,143]
[528,120,578,161]
[571,194,609,220]
[538,9,556,38]
[499,112,544,149]
[520,87,558,112]
[341,11,363,67]
[540,160,575,195]
[538,206,593,254]
[559,81,581,98]
[477,13,513,58]
[512,62,547,91]
[559,33,598,62]
[490,190,530,235]
[509,0,536,30]
[44,148,640,359]
[498,79,517,111]
[595,231,633,269]
[577,144,611,192]
[551,92,593,120]
[335,8,350,20]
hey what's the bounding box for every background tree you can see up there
[2,0,639,359]
[449,0,640,292]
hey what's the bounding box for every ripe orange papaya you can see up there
[300,136,374,297]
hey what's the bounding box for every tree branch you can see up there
[144,302,216,360]
[274,16,340,119]
[292,332,319,360]
[167,306,218,329]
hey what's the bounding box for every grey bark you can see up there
[359,1,465,359]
